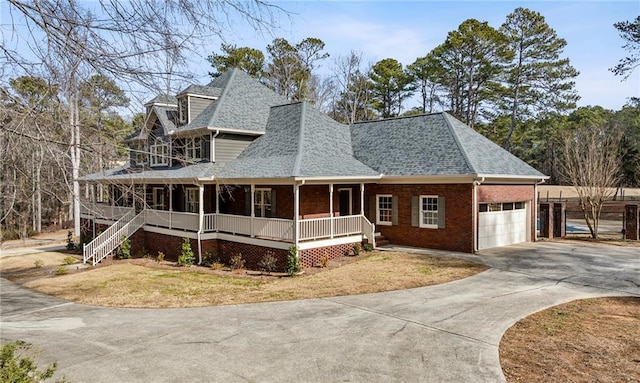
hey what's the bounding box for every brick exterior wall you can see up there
[142,231,198,261]
[217,183,363,220]
[218,240,288,271]
[477,185,534,203]
[365,184,475,253]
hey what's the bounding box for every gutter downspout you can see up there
[534,178,546,242]
[473,177,485,253]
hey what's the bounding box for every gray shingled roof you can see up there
[79,162,223,182]
[217,102,379,179]
[144,94,177,106]
[123,105,177,142]
[350,112,545,178]
[177,68,288,135]
[123,129,143,142]
[177,84,222,98]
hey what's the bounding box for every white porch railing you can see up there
[144,210,199,231]
[216,214,252,236]
[254,217,295,241]
[83,210,145,265]
[81,202,134,221]
[86,207,371,245]
[298,217,331,240]
[298,215,364,241]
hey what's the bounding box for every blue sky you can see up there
[192,0,640,111]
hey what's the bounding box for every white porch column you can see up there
[169,184,173,229]
[250,184,255,238]
[294,183,300,248]
[198,184,204,230]
[215,183,220,233]
[197,183,204,264]
[215,184,220,214]
[329,184,334,238]
[360,183,365,215]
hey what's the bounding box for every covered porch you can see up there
[80,180,376,246]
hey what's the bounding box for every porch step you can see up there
[374,233,390,247]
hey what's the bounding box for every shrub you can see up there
[320,251,329,268]
[352,243,361,256]
[211,262,224,270]
[55,266,68,275]
[0,341,67,383]
[116,236,131,259]
[34,259,45,268]
[363,243,374,252]
[66,231,75,250]
[286,246,301,276]
[229,253,245,271]
[156,251,165,263]
[177,238,195,266]
[202,251,219,267]
[62,256,76,265]
[258,252,277,273]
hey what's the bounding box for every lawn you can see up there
[0,250,486,308]
[500,296,640,382]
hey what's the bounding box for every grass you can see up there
[500,296,640,383]
[0,250,486,308]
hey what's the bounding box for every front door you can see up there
[339,189,352,216]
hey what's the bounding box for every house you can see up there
[79,68,547,270]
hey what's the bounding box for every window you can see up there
[185,188,199,213]
[515,201,525,210]
[420,195,438,228]
[152,187,165,210]
[150,138,168,166]
[254,189,272,217]
[377,195,393,225]
[185,137,202,161]
[178,97,188,124]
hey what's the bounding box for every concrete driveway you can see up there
[1,241,638,382]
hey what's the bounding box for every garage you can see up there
[478,202,529,250]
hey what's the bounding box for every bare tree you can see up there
[560,125,622,239]
[2,0,285,237]
[330,51,373,124]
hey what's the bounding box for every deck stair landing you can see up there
[83,210,145,266]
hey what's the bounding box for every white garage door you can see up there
[478,204,528,250]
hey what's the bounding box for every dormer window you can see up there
[185,137,202,161]
[134,143,147,167]
[150,137,169,166]
[178,97,188,124]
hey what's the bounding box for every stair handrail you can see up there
[83,209,134,264]
[361,215,376,248]
[88,210,146,265]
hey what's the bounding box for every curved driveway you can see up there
[1,242,638,382]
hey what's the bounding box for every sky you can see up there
[1,1,638,112]
[190,0,640,111]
